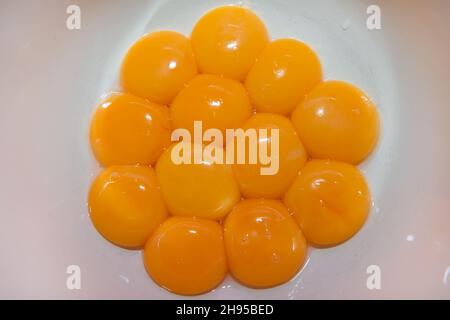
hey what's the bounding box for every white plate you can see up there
[0,0,449,299]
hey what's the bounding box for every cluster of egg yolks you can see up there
[89,4,380,296]
[245,38,322,116]
[191,6,269,81]
[155,142,240,220]
[88,166,168,249]
[224,199,307,288]
[121,31,198,105]
[90,93,172,167]
[232,113,308,199]
[284,160,371,247]
[291,80,380,164]
[144,216,227,295]
[170,74,253,136]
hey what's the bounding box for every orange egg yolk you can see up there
[284,160,371,247]
[291,80,380,164]
[246,38,322,115]
[191,5,269,81]
[224,199,307,288]
[232,113,308,199]
[90,93,171,167]
[121,31,198,105]
[170,74,253,136]
[88,166,168,249]
[155,142,240,220]
[144,216,227,295]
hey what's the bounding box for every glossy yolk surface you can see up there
[291,80,380,164]
[245,38,322,116]
[121,31,197,105]
[224,199,307,288]
[88,4,380,294]
[284,160,371,247]
[155,142,240,220]
[90,92,172,167]
[170,74,253,136]
[232,113,308,199]
[144,216,227,295]
[88,166,168,249]
[191,5,269,81]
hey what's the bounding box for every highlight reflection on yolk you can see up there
[246,38,322,116]
[144,216,227,295]
[291,80,380,164]
[232,113,308,199]
[155,142,241,220]
[90,92,172,167]
[88,166,168,249]
[284,160,371,247]
[224,199,307,288]
[191,5,269,81]
[121,31,198,105]
[170,74,252,137]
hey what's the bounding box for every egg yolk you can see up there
[284,160,371,247]
[232,113,308,199]
[90,93,172,167]
[144,216,227,295]
[291,80,380,164]
[224,199,307,288]
[155,142,240,220]
[170,74,253,136]
[88,166,168,249]
[191,5,269,81]
[121,31,198,105]
[245,38,322,115]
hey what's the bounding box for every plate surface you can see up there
[0,0,449,299]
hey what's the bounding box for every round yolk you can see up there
[121,31,197,105]
[291,80,380,164]
[170,74,253,136]
[144,216,227,295]
[90,93,172,167]
[191,5,269,81]
[284,160,371,247]
[245,38,322,115]
[224,199,307,288]
[155,142,240,220]
[232,113,308,199]
[88,166,168,249]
